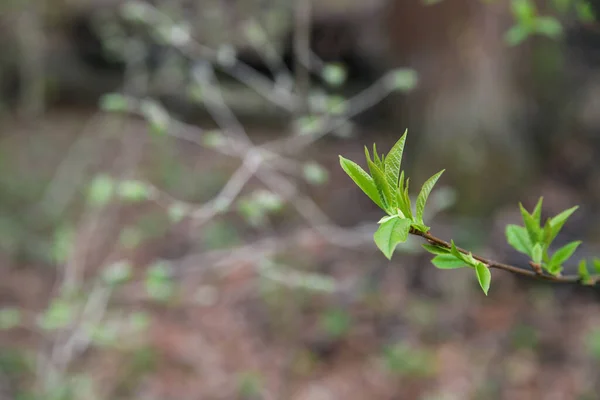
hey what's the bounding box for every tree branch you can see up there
[408,227,584,284]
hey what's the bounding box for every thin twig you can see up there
[409,228,583,284]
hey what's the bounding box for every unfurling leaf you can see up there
[432,254,467,269]
[374,217,411,260]
[384,130,407,189]
[339,156,384,210]
[505,224,533,256]
[519,202,541,243]
[396,170,413,220]
[367,158,395,212]
[475,263,491,295]
[416,169,445,226]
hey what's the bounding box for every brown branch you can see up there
[409,228,583,284]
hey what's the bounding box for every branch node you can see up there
[529,261,543,275]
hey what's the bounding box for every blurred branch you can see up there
[293,0,312,116]
[15,2,45,119]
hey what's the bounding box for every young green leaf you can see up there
[422,244,451,255]
[339,156,384,210]
[372,144,384,170]
[579,260,591,284]
[412,223,430,233]
[367,158,395,212]
[374,217,411,260]
[432,254,468,269]
[396,171,413,220]
[384,130,407,189]
[321,63,348,87]
[549,240,581,270]
[548,206,578,243]
[475,263,491,295]
[593,258,600,274]
[505,224,533,256]
[535,16,563,38]
[532,243,543,264]
[505,25,530,46]
[415,170,445,225]
[519,202,541,243]
[532,197,543,225]
[449,240,473,265]
[402,178,413,219]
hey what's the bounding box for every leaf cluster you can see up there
[505,198,581,276]
[339,130,593,295]
[339,130,444,259]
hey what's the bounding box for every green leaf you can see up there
[475,263,491,295]
[99,93,130,112]
[386,69,419,92]
[505,224,533,255]
[303,162,329,185]
[416,169,445,225]
[202,130,226,148]
[576,0,595,22]
[450,240,471,265]
[140,100,170,136]
[402,178,413,219]
[52,225,74,264]
[320,309,351,338]
[384,130,407,190]
[321,63,348,87]
[549,240,581,271]
[579,260,591,283]
[168,203,189,223]
[593,258,600,274]
[532,197,543,226]
[367,158,395,212]
[374,217,411,260]
[431,254,468,269]
[422,244,450,255]
[532,243,543,264]
[117,180,153,202]
[548,206,578,243]
[339,156,384,210]
[0,308,21,330]
[535,16,563,38]
[519,202,541,243]
[371,144,383,170]
[38,299,75,331]
[511,0,536,20]
[87,175,114,207]
[396,170,413,220]
[102,261,133,285]
[505,25,530,46]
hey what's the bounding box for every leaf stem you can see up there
[409,228,583,284]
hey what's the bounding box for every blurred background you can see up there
[2,0,600,398]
